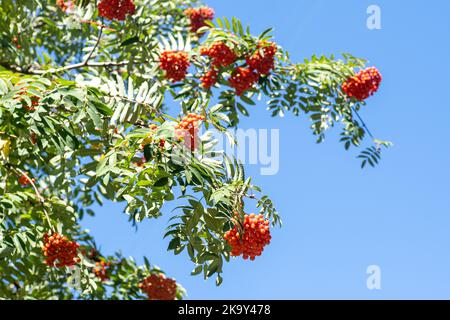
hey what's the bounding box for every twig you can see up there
[83,26,103,66]
[352,107,375,140]
[12,167,54,231]
[30,60,130,75]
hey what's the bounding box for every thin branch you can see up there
[83,26,103,66]
[30,60,130,75]
[352,107,375,140]
[12,167,54,231]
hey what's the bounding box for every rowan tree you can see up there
[0,0,390,299]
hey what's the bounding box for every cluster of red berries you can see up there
[174,113,205,151]
[184,6,215,33]
[201,42,237,68]
[24,96,40,111]
[246,42,277,75]
[93,260,111,281]
[139,273,177,300]
[98,0,135,21]
[342,67,382,101]
[228,67,260,96]
[159,51,190,82]
[16,89,40,111]
[224,213,271,261]
[199,41,238,88]
[56,0,73,12]
[18,174,35,186]
[200,69,218,89]
[42,233,80,268]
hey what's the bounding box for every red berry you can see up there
[98,0,135,21]
[159,51,190,82]
[18,174,35,186]
[30,132,37,145]
[342,67,382,101]
[139,273,177,300]
[42,233,80,268]
[224,213,271,261]
[184,6,214,33]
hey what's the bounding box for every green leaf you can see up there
[121,36,140,47]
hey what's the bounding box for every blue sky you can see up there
[82,0,450,299]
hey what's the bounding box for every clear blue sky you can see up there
[82,0,450,299]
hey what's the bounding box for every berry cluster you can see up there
[184,6,215,33]
[24,96,40,111]
[174,113,205,151]
[139,273,177,300]
[12,36,21,49]
[246,42,277,76]
[200,69,218,89]
[342,67,382,101]
[56,0,74,12]
[228,67,259,96]
[16,90,40,111]
[42,233,80,268]
[18,174,35,186]
[98,0,135,21]
[93,260,111,281]
[224,213,271,261]
[200,42,237,68]
[159,51,190,82]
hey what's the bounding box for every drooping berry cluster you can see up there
[159,51,190,82]
[24,96,40,111]
[56,0,74,12]
[16,89,40,111]
[18,174,35,186]
[224,213,271,261]
[174,113,205,151]
[98,0,136,21]
[139,273,177,300]
[42,233,80,268]
[93,260,111,281]
[201,42,237,68]
[228,67,260,96]
[184,6,215,33]
[342,67,382,101]
[246,42,277,75]
[199,42,237,89]
[200,69,218,89]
